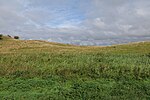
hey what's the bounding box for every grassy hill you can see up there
[0,35,150,100]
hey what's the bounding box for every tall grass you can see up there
[0,37,150,99]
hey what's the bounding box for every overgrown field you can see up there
[0,36,150,100]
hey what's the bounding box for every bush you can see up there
[0,34,3,38]
[0,34,2,40]
[7,35,12,38]
[14,36,19,39]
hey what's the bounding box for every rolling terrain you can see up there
[0,35,150,100]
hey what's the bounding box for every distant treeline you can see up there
[0,34,19,40]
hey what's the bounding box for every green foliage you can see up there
[0,34,3,40]
[0,39,150,100]
[0,34,3,38]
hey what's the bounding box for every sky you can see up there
[0,0,150,45]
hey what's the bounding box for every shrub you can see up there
[7,35,12,38]
[0,34,2,37]
[0,34,2,40]
[14,36,19,39]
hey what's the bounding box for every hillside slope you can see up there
[0,36,150,100]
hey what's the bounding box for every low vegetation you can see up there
[0,34,3,40]
[14,36,19,39]
[0,35,150,100]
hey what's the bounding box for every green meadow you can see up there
[0,35,150,100]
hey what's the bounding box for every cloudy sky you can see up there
[0,0,150,45]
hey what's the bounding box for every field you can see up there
[0,36,150,100]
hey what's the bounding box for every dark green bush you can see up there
[14,36,19,39]
[0,34,2,37]
[0,34,2,40]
